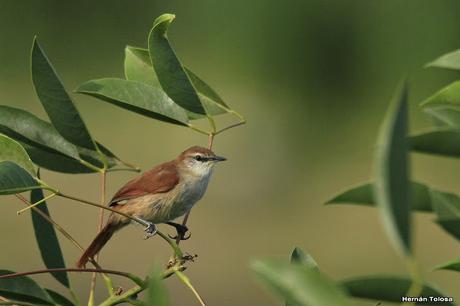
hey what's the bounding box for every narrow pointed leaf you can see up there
[341,276,452,305]
[424,105,460,128]
[290,247,319,271]
[0,105,79,159]
[0,134,36,176]
[185,68,229,116]
[420,81,460,108]
[251,260,350,306]
[426,49,460,70]
[0,270,54,304]
[31,188,69,288]
[435,258,460,273]
[124,46,160,86]
[374,83,412,255]
[125,46,229,118]
[77,78,189,125]
[45,289,74,306]
[22,143,96,173]
[410,128,460,157]
[0,106,119,172]
[31,38,96,150]
[326,181,432,212]
[0,161,40,195]
[429,189,460,240]
[148,14,205,115]
[146,267,170,306]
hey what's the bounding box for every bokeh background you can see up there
[2,1,460,305]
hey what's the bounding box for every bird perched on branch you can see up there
[77,146,226,268]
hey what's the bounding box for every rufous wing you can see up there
[110,160,180,206]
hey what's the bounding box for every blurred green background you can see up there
[2,1,460,305]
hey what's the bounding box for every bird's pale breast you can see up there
[120,170,212,224]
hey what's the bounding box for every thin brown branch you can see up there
[0,268,142,285]
[15,194,84,251]
[56,192,148,227]
[15,194,106,271]
[208,133,215,150]
[214,120,246,136]
[89,171,108,304]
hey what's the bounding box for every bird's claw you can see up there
[168,231,191,241]
[166,222,191,240]
[143,223,157,240]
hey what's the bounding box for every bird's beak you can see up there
[212,156,227,162]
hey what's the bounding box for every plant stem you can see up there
[174,270,206,306]
[98,172,116,295]
[157,231,183,258]
[16,192,57,214]
[56,192,148,227]
[98,266,182,306]
[187,124,211,135]
[15,194,110,272]
[79,159,104,173]
[106,167,140,173]
[0,268,143,286]
[88,171,112,305]
[214,119,246,136]
[15,194,84,251]
[114,158,141,172]
[402,256,424,306]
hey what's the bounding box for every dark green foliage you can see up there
[31,188,70,288]
[342,276,452,305]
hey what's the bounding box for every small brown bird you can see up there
[77,146,226,268]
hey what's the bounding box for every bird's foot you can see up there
[143,222,157,240]
[166,221,191,240]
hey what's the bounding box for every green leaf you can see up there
[148,14,205,115]
[426,49,460,70]
[124,46,161,86]
[435,257,460,272]
[374,83,412,255]
[45,289,74,306]
[251,260,350,306]
[290,247,319,271]
[22,143,95,174]
[31,37,96,150]
[31,187,69,288]
[76,78,189,126]
[325,181,432,212]
[146,267,169,306]
[0,105,79,159]
[0,161,40,195]
[420,81,460,108]
[424,105,460,128]
[341,276,452,305]
[0,106,119,173]
[0,134,36,176]
[124,46,229,118]
[185,68,229,116]
[0,270,54,304]
[429,189,460,240]
[410,128,460,158]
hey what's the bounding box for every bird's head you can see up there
[178,146,226,176]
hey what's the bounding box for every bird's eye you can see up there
[194,155,203,161]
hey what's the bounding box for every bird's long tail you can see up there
[77,220,124,268]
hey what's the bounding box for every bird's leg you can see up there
[166,221,191,240]
[134,217,157,240]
